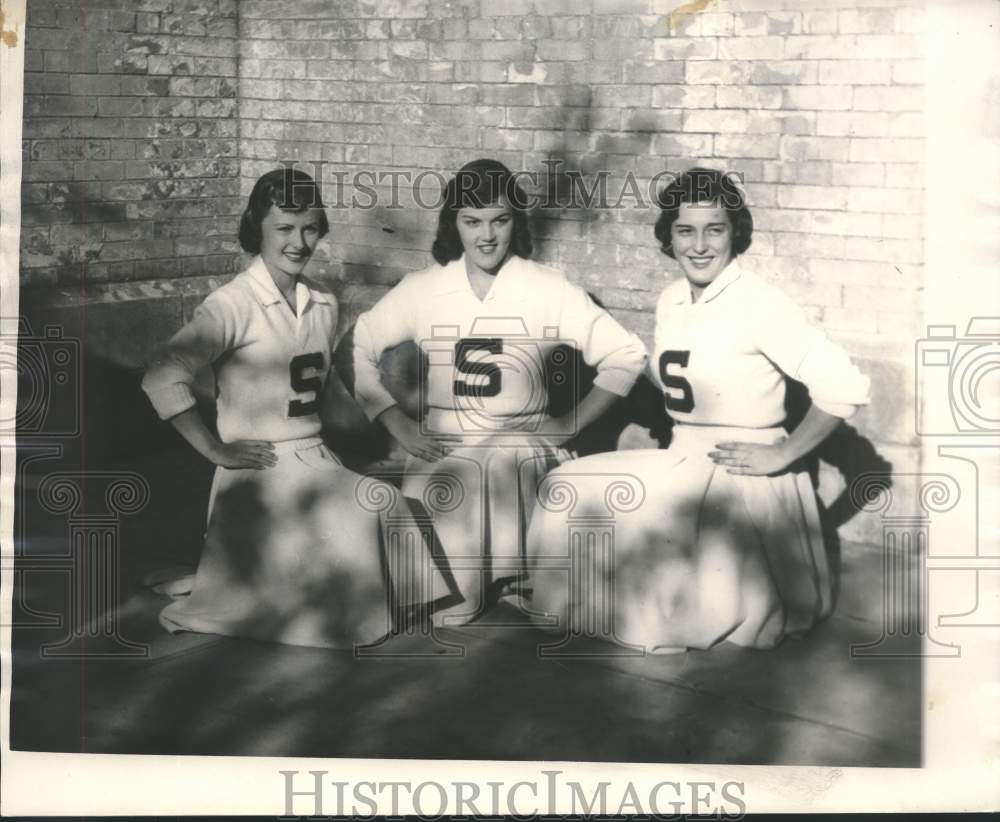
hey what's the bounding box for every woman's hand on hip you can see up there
[709,439,793,476]
[211,439,278,470]
[378,406,461,462]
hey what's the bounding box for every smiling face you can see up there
[259,205,324,285]
[456,202,514,277]
[670,201,735,298]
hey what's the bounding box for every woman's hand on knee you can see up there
[211,439,278,470]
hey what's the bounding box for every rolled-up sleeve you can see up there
[559,281,648,397]
[350,279,418,421]
[754,289,871,419]
[141,294,236,421]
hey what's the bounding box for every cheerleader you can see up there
[526,167,871,651]
[346,159,647,626]
[142,168,391,648]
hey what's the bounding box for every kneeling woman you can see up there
[346,159,647,626]
[142,168,390,648]
[526,168,871,651]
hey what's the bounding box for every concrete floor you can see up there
[9,444,921,766]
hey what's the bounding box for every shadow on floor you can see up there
[10,436,920,766]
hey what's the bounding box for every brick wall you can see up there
[20,0,242,290]
[18,0,928,542]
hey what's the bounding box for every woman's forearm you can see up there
[550,386,622,443]
[571,386,622,432]
[779,403,844,464]
[168,407,223,463]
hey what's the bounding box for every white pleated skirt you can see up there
[525,424,833,651]
[159,437,392,649]
[400,436,571,626]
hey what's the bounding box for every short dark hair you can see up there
[431,158,533,266]
[654,167,753,259]
[238,168,330,254]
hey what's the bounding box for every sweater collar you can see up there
[666,258,744,305]
[245,256,331,309]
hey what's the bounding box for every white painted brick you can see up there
[700,13,734,37]
[845,236,923,264]
[778,184,848,210]
[808,258,884,286]
[807,209,883,237]
[652,85,716,108]
[507,61,548,84]
[784,34,922,61]
[784,86,853,111]
[749,60,817,85]
[713,134,780,159]
[802,10,838,34]
[716,85,782,109]
[848,186,923,215]
[750,206,808,232]
[744,230,774,256]
[718,35,785,60]
[839,9,896,34]
[593,0,651,14]
[776,231,847,260]
[771,271,843,306]
[849,137,924,164]
[762,160,832,185]
[623,61,686,84]
[831,162,885,187]
[733,12,768,37]
[817,112,891,138]
[734,11,800,36]
[622,109,682,131]
[853,86,924,112]
[683,109,749,133]
[747,111,816,135]
[818,60,890,86]
[823,305,879,334]
[592,84,651,108]
[780,135,849,161]
[843,283,921,312]
[744,181,778,208]
[651,132,714,157]
[653,37,717,61]
[685,60,749,85]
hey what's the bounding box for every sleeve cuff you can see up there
[593,367,642,398]
[143,383,197,421]
[813,398,862,420]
